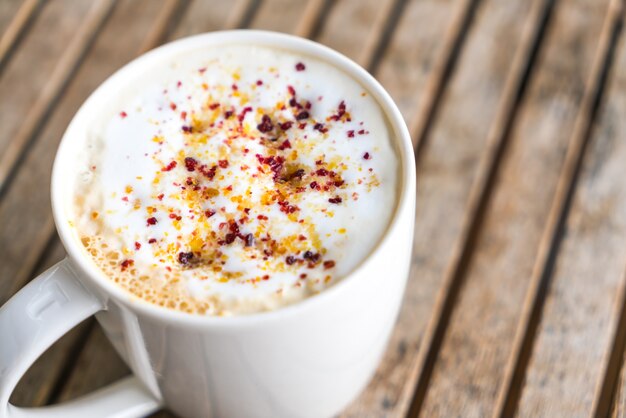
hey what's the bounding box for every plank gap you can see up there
[138,0,188,54]
[226,0,262,30]
[0,0,42,75]
[294,0,334,39]
[363,0,408,73]
[493,0,625,416]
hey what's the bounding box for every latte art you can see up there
[72,45,398,315]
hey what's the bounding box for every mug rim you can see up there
[52,30,416,327]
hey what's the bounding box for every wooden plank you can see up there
[513,4,626,417]
[0,0,33,34]
[9,241,93,407]
[340,0,550,416]
[0,0,41,68]
[498,1,624,417]
[0,0,115,193]
[412,0,617,416]
[249,0,309,33]
[0,0,175,405]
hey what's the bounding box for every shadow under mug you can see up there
[0,30,416,418]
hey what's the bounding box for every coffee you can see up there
[71,44,398,315]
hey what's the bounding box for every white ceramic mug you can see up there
[0,31,415,418]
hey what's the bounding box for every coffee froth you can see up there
[71,44,398,315]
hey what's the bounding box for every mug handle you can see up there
[0,259,161,418]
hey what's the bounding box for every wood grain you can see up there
[497,1,624,416]
[0,0,111,304]
[4,0,626,416]
[415,0,617,416]
[512,3,626,416]
[0,0,115,194]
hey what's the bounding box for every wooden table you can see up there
[2,0,626,416]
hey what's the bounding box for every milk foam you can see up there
[72,45,398,315]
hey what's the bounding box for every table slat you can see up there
[513,4,626,416]
[0,0,40,68]
[416,0,617,416]
[0,0,114,193]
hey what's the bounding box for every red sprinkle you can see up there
[134,242,141,250]
[295,111,309,120]
[347,130,355,138]
[178,252,194,265]
[287,85,296,96]
[313,123,328,133]
[256,80,263,86]
[278,139,291,150]
[147,217,158,226]
[148,238,157,244]
[328,196,342,204]
[119,111,128,118]
[280,121,293,131]
[209,103,220,110]
[224,233,236,244]
[330,101,346,121]
[218,160,229,169]
[295,62,306,71]
[120,259,134,271]
[205,210,216,218]
[184,157,198,172]
[257,114,274,133]
[169,102,177,110]
[238,106,253,122]
[161,161,177,171]
[363,152,371,160]
[323,260,336,269]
